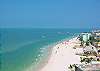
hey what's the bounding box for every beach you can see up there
[40,37,81,71]
[2,28,82,71]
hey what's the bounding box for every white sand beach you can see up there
[40,37,81,71]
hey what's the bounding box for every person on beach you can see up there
[57,47,59,49]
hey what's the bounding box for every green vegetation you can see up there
[89,35,95,45]
[86,41,89,46]
[79,35,84,46]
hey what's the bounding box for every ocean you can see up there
[0,28,91,71]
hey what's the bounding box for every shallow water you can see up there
[0,28,91,71]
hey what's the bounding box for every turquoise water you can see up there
[0,28,91,71]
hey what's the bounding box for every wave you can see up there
[0,40,42,54]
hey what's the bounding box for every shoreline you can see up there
[37,35,78,71]
[25,35,79,71]
[40,36,81,71]
[25,44,54,71]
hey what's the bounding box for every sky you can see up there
[0,0,100,28]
